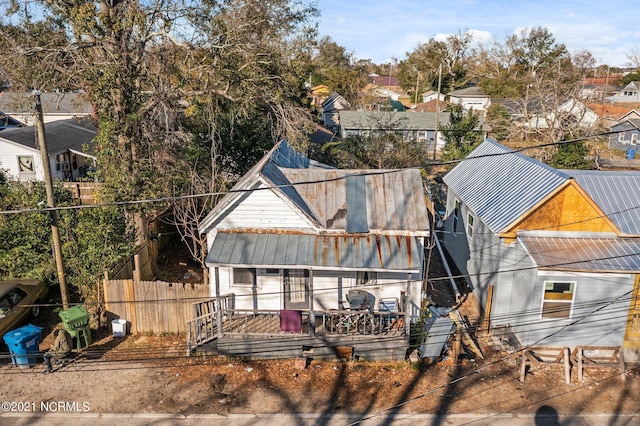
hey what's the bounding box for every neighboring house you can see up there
[309,85,331,108]
[606,81,640,104]
[195,140,430,360]
[421,90,445,103]
[321,92,351,130]
[0,118,97,182]
[588,104,638,129]
[448,86,491,114]
[0,91,93,125]
[608,118,640,149]
[492,98,599,130]
[338,110,451,154]
[441,139,640,360]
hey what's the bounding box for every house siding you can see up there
[212,267,422,320]
[216,184,313,230]
[0,139,44,181]
[511,271,634,348]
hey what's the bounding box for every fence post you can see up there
[564,347,571,384]
[186,321,191,356]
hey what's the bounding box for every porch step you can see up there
[195,334,409,361]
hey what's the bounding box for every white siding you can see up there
[217,186,312,230]
[210,267,422,322]
[0,139,44,181]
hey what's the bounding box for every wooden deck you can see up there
[186,302,410,361]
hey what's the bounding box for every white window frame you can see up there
[541,281,576,319]
[232,267,256,288]
[17,155,34,172]
[619,131,626,143]
[466,213,475,239]
[632,133,638,145]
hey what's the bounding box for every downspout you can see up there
[309,268,315,337]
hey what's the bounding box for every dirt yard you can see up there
[1,242,638,418]
[0,321,637,418]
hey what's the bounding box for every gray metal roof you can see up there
[0,118,96,154]
[520,234,640,272]
[339,111,450,130]
[280,168,429,232]
[200,140,430,235]
[205,232,424,272]
[443,139,570,233]
[565,170,640,235]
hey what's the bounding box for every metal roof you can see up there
[281,168,429,232]
[567,170,640,235]
[520,233,640,272]
[443,139,570,233]
[205,232,424,272]
[200,140,430,235]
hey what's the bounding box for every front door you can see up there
[283,269,309,310]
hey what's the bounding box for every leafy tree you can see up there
[440,104,483,161]
[549,140,593,170]
[622,71,640,86]
[485,104,514,142]
[398,30,474,98]
[0,180,133,306]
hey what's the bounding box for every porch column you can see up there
[309,268,315,336]
[215,266,223,338]
[405,272,411,336]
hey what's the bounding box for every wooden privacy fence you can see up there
[62,181,101,205]
[106,242,155,281]
[103,279,210,334]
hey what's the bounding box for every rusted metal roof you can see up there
[280,168,429,233]
[205,232,425,272]
[519,232,640,272]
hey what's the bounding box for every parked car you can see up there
[0,280,49,338]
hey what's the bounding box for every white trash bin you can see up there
[111,319,127,337]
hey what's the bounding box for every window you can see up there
[232,268,256,287]
[452,200,460,233]
[466,214,474,238]
[55,153,66,171]
[284,269,307,303]
[619,132,626,143]
[17,156,34,172]
[541,281,575,319]
[263,268,280,275]
[356,271,378,286]
[632,133,638,145]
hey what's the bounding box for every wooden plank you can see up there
[125,279,137,334]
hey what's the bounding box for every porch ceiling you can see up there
[205,232,424,272]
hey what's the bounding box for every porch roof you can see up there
[519,233,640,272]
[205,232,424,272]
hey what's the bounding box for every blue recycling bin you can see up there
[626,147,636,160]
[3,324,43,369]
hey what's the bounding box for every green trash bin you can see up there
[58,305,92,350]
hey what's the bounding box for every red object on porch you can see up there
[280,310,302,333]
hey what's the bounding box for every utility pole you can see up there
[433,64,442,160]
[34,90,70,309]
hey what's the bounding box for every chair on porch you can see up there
[379,298,401,330]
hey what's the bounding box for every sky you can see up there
[317,0,639,68]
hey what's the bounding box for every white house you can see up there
[195,140,430,360]
[0,119,97,182]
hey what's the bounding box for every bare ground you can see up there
[1,242,639,418]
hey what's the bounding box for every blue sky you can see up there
[317,0,638,67]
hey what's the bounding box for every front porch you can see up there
[186,296,411,361]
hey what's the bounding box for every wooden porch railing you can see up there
[186,300,406,354]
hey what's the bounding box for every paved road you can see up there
[2,412,640,426]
